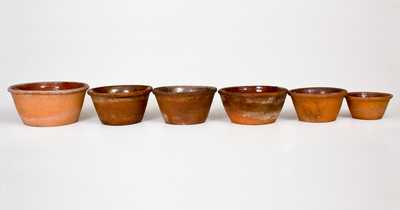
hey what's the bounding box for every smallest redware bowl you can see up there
[8,81,89,127]
[346,92,393,120]
[218,86,288,125]
[88,85,152,125]
[289,87,347,123]
[153,86,217,125]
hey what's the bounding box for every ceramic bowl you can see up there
[153,86,217,125]
[219,86,288,125]
[8,81,89,127]
[289,87,347,123]
[345,92,393,120]
[88,85,152,125]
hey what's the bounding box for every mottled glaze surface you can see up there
[346,92,393,120]
[8,81,89,127]
[88,85,152,125]
[289,87,347,123]
[153,86,217,125]
[219,86,288,125]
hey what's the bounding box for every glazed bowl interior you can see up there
[220,86,287,95]
[9,82,88,94]
[347,92,393,99]
[153,86,217,95]
[89,85,152,97]
[290,87,346,96]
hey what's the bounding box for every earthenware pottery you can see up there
[345,92,393,120]
[88,85,152,125]
[289,87,347,123]
[218,86,288,125]
[8,81,89,127]
[153,86,217,125]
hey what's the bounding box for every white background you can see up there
[0,0,399,209]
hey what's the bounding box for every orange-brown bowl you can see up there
[88,85,152,125]
[8,81,89,127]
[153,86,217,125]
[346,92,393,120]
[219,86,288,125]
[289,87,347,123]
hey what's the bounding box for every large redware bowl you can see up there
[8,81,89,127]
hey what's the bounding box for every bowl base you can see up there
[230,119,277,125]
[22,119,79,127]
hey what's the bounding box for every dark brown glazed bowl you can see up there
[289,87,347,123]
[88,85,152,125]
[218,86,288,125]
[345,92,393,120]
[153,86,217,125]
[8,81,89,127]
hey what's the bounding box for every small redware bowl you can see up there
[289,87,347,123]
[153,86,217,125]
[88,85,152,125]
[346,92,393,120]
[218,86,288,125]
[8,81,89,127]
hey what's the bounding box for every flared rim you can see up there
[8,81,89,95]
[153,85,217,96]
[218,85,288,97]
[88,85,152,98]
[289,87,347,98]
[346,92,393,100]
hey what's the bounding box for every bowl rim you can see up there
[289,87,347,98]
[8,81,89,95]
[218,85,288,97]
[346,91,393,100]
[152,85,217,96]
[88,85,153,98]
